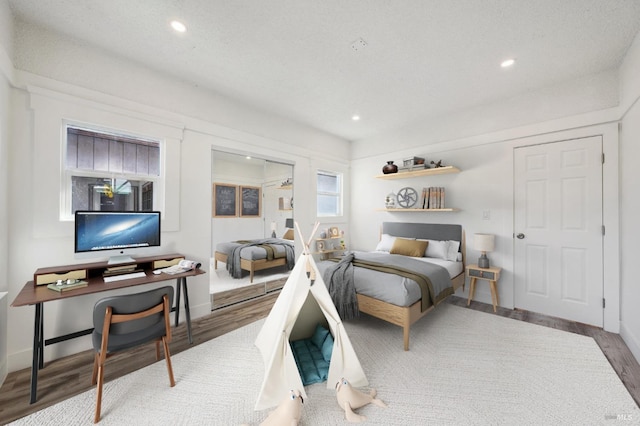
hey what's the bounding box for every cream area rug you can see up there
[12,304,638,425]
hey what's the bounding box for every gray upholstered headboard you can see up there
[382,222,462,243]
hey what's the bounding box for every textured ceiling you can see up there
[7,0,640,141]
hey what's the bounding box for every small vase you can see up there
[382,161,398,174]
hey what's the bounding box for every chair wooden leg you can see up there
[155,341,160,361]
[94,364,104,423]
[91,352,99,385]
[162,336,175,387]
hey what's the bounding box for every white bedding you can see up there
[373,251,463,279]
[412,256,464,279]
[320,252,463,308]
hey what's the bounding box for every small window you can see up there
[64,126,161,216]
[317,170,342,217]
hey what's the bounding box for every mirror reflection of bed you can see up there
[210,150,294,310]
[210,258,291,309]
[211,234,295,308]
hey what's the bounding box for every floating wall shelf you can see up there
[375,165,460,180]
[377,208,459,212]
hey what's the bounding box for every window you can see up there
[64,126,161,216]
[317,170,343,217]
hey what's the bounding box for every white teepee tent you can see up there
[254,224,367,411]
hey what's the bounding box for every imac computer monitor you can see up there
[74,210,161,264]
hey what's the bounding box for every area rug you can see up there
[11,304,638,425]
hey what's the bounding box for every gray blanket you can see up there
[226,238,295,278]
[321,251,453,314]
[321,252,358,320]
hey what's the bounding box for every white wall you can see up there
[351,122,619,329]
[350,69,619,158]
[4,7,639,373]
[350,68,624,334]
[205,133,350,254]
[619,31,640,362]
[0,0,13,387]
[4,21,350,372]
[13,21,348,159]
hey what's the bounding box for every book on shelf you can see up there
[421,186,446,209]
[47,280,88,292]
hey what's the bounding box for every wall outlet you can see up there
[482,210,490,220]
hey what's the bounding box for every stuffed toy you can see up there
[335,378,387,423]
[259,389,304,426]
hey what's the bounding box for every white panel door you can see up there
[514,136,603,326]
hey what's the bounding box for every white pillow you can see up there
[425,240,449,260]
[375,234,397,252]
[446,240,461,262]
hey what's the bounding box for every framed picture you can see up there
[240,186,261,217]
[329,226,340,237]
[213,183,238,217]
[316,241,325,252]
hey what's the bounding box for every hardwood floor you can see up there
[1,293,638,424]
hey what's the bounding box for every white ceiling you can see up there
[7,0,640,141]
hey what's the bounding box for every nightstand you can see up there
[466,264,502,312]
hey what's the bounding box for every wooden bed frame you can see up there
[214,251,287,283]
[357,222,466,351]
[213,231,294,283]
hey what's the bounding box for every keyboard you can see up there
[103,271,147,283]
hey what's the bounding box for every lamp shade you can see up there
[270,221,277,232]
[285,218,294,229]
[474,233,495,252]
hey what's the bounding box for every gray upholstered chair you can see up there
[91,286,175,423]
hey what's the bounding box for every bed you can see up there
[317,222,465,350]
[214,237,295,283]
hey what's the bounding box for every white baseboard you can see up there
[8,347,33,373]
[175,302,211,324]
[0,359,6,388]
[620,321,640,365]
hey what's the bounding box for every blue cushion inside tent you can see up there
[291,324,334,385]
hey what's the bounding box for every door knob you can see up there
[516,233,525,239]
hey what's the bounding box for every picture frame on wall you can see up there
[240,185,261,217]
[213,183,238,217]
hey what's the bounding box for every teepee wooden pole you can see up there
[295,221,319,254]
[295,221,320,283]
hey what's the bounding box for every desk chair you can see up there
[91,286,175,423]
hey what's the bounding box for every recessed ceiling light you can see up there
[501,58,515,68]
[171,20,187,33]
[352,115,360,121]
[246,156,251,160]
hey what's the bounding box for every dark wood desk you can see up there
[11,253,205,404]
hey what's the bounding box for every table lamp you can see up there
[270,221,277,238]
[474,233,495,268]
[282,218,295,240]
